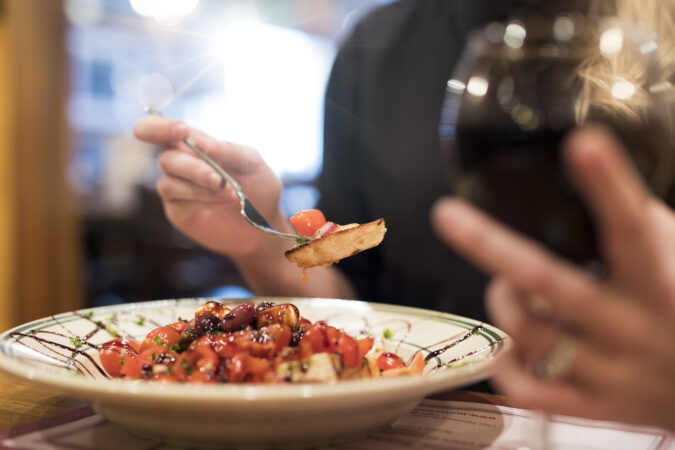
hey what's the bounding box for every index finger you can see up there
[133,115,189,147]
[431,199,617,335]
[564,126,669,307]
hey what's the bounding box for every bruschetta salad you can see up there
[285,209,387,273]
[98,300,423,384]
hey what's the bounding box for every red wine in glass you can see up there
[440,12,674,268]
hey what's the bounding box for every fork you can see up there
[145,107,308,243]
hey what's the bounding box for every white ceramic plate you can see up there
[0,297,508,446]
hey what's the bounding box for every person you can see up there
[432,126,675,430]
[134,0,522,322]
[133,0,675,430]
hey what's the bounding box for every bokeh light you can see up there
[136,73,174,110]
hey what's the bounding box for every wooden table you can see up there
[0,371,88,431]
[0,371,670,450]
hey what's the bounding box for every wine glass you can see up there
[439,3,674,271]
[439,3,674,448]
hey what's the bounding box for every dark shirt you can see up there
[317,0,519,322]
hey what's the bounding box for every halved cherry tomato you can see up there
[337,334,359,368]
[299,321,338,355]
[170,321,188,334]
[228,354,247,383]
[140,326,181,352]
[211,334,240,359]
[99,338,140,378]
[246,356,272,375]
[290,209,326,237]
[125,345,179,379]
[377,352,405,371]
[173,346,219,383]
[357,336,374,359]
[265,324,292,352]
[408,352,426,374]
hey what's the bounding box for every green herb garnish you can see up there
[181,360,193,375]
[70,336,83,348]
[169,344,182,351]
[383,329,393,339]
[134,317,145,326]
[153,336,164,346]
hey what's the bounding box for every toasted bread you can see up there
[285,219,386,270]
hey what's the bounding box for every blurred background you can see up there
[0,0,392,330]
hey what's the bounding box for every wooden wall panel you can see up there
[0,1,17,332]
[3,0,82,327]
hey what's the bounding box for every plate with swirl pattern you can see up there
[0,297,508,446]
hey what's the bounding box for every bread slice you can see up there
[285,219,386,270]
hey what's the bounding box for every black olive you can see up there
[193,313,222,336]
[289,328,304,346]
[178,328,198,350]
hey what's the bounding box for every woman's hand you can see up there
[133,115,292,259]
[431,126,675,430]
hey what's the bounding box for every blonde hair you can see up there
[575,0,675,124]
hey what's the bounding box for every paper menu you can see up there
[2,398,672,449]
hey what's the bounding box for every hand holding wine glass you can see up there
[432,125,675,430]
[433,0,675,433]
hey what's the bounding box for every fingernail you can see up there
[432,198,470,231]
[172,123,189,140]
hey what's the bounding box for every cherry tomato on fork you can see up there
[290,209,326,237]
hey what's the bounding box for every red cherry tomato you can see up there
[290,209,326,237]
[377,352,405,371]
[357,336,374,359]
[409,352,426,374]
[266,324,292,352]
[300,321,338,356]
[125,345,178,379]
[170,321,188,334]
[211,334,239,358]
[337,334,360,368]
[173,346,219,383]
[140,326,181,352]
[246,356,272,376]
[99,338,140,378]
[228,353,247,383]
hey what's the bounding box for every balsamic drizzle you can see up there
[10,332,110,378]
[424,325,484,367]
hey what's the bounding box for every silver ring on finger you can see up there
[532,334,578,379]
